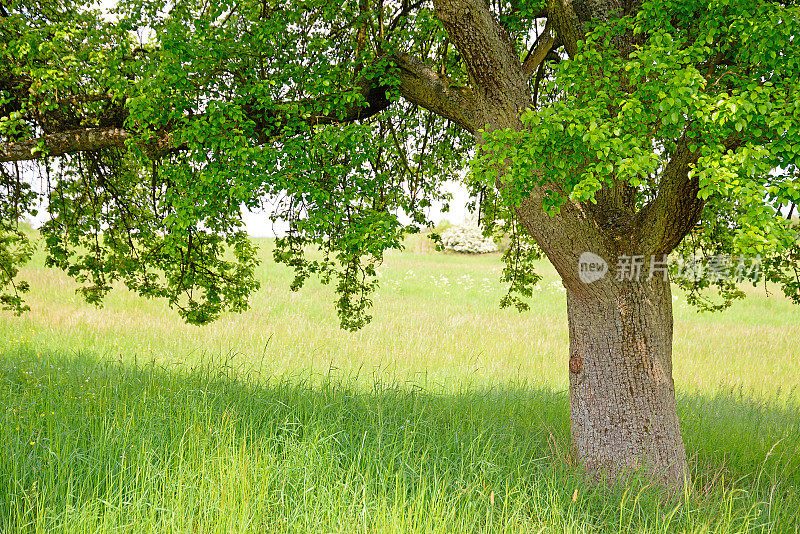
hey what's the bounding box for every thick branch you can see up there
[431,0,530,128]
[548,0,641,58]
[633,135,741,255]
[548,0,586,58]
[633,143,703,255]
[1,77,394,162]
[392,52,481,133]
[522,21,556,78]
[1,128,136,162]
[634,143,704,254]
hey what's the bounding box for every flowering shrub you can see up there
[440,216,497,254]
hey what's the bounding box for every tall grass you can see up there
[1,236,798,532]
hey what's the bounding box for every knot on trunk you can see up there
[569,353,584,374]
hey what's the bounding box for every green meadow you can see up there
[1,233,798,532]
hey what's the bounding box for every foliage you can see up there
[1,0,799,326]
[0,222,33,313]
[0,0,468,328]
[473,0,800,308]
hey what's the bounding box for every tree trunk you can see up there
[565,276,689,486]
[425,2,692,486]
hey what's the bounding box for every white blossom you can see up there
[440,216,497,254]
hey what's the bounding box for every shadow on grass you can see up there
[1,348,798,532]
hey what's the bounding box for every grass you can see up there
[1,234,799,532]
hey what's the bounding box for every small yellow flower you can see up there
[29,441,35,446]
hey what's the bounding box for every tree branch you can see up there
[392,52,481,134]
[1,75,394,162]
[386,0,424,35]
[431,0,530,127]
[522,20,556,78]
[633,135,741,255]
[1,128,137,162]
[1,51,483,162]
[548,0,639,58]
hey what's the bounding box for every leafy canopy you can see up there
[1,0,469,327]
[473,0,800,309]
[1,0,799,326]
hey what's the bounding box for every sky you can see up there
[241,181,471,237]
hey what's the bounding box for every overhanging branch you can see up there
[1,79,393,163]
[1,128,136,162]
[2,52,480,162]
[392,52,481,134]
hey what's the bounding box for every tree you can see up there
[1,0,799,489]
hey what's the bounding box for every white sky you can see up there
[241,181,470,237]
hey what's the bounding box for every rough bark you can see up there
[515,190,614,289]
[633,141,704,256]
[549,0,642,59]
[393,52,481,133]
[432,0,530,130]
[634,134,741,256]
[566,275,688,486]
